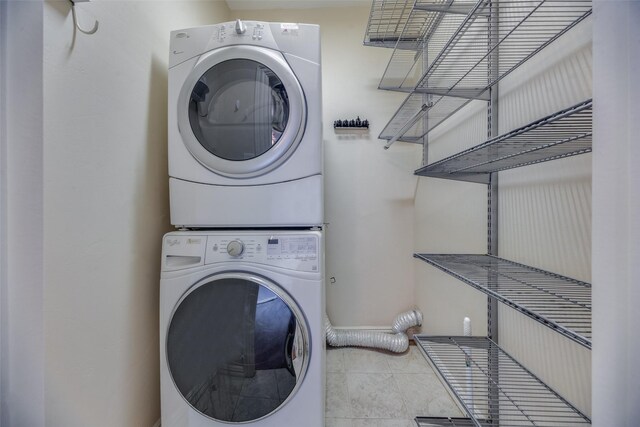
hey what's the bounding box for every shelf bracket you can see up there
[384,102,431,150]
[414,87,490,100]
[413,3,490,17]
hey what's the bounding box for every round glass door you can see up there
[177,46,306,178]
[166,273,309,423]
[189,59,289,161]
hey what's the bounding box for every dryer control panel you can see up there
[213,20,269,44]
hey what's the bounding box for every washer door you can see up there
[166,272,309,423]
[177,45,306,178]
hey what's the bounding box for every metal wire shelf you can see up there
[414,254,592,348]
[413,0,592,94]
[376,1,480,90]
[379,93,472,142]
[379,0,481,91]
[414,336,592,426]
[363,0,418,48]
[374,0,592,144]
[364,0,474,49]
[416,417,480,426]
[413,99,592,182]
[379,0,592,93]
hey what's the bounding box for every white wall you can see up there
[414,99,489,336]
[3,2,230,427]
[235,5,422,327]
[592,2,640,424]
[0,3,5,419]
[1,2,45,426]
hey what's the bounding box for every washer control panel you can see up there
[266,236,317,260]
[205,234,319,272]
[226,240,245,257]
[163,232,321,273]
[162,235,207,271]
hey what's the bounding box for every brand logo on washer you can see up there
[166,238,180,246]
[280,23,299,35]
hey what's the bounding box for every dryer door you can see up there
[177,45,306,178]
[166,272,309,423]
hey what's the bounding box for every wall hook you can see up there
[70,0,99,35]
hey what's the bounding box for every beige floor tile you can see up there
[326,346,465,424]
[351,419,414,427]
[347,372,408,419]
[343,348,391,373]
[393,373,463,418]
[326,372,352,418]
[327,347,347,373]
[325,418,352,427]
[386,346,432,374]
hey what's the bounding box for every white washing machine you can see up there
[160,230,325,427]
[168,21,323,228]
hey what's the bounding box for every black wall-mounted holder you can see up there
[333,116,369,131]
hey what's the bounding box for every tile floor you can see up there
[325,345,464,426]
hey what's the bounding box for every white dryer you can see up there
[168,21,323,228]
[160,230,325,427]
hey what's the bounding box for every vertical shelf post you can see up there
[487,1,499,424]
[421,33,430,166]
[487,0,500,342]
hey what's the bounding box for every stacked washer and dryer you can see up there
[160,20,324,427]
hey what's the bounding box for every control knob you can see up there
[227,240,244,257]
[235,19,246,35]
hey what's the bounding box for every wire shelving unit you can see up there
[414,254,592,348]
[363,1,593,423]
[414,99,593,183]
[374,0,592,144]
[414,336,592,426]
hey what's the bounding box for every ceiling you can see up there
[225,0,369,10]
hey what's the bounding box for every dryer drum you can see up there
[187,59,291,162]
[270,83,289,134]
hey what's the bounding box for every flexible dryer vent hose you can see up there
[325,309,423,353]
